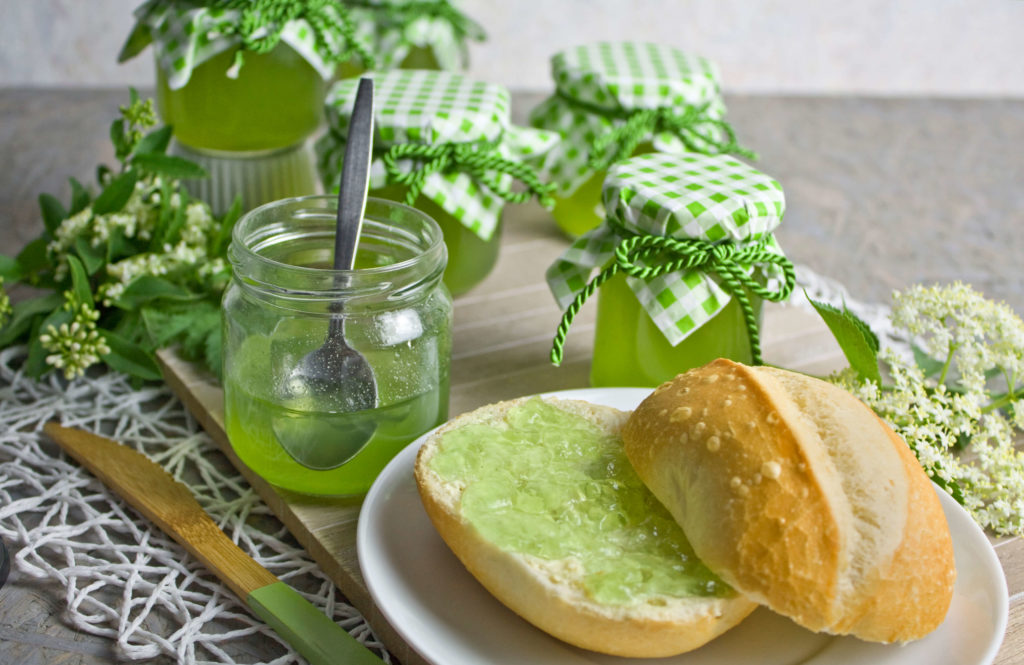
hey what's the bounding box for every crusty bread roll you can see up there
[414,396,757,657]
[622,358,956,643]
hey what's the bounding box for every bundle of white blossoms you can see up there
[37,175,228,379]
[832,283,1024,536]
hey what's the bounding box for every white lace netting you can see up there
[0,264,890,664]
[0,348,391,664]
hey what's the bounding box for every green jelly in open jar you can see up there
[530,42,735,238]
[547,152,794,388]
[222,196,452,496]
[317,70,556,296]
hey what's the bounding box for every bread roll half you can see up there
[415,396,757,657]
[622,359,956,643]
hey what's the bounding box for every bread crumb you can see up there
[752,473,763,484]
[694,421,707,435]
[704,374,720,384]
[766,412,779,425]
[706,436,721,452]
[730,476,742,489]
[761,460,782,479]
[724,398,732,407]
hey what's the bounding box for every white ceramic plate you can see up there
[357,388,1009,665]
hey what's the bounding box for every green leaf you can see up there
[132,153,208,180]
[113,275,197,309]
[92,169,139,216]
[38,193,68,235]
[66,255,93,306]
[106,225,138,263]
[159,189,189,246]
[74,236,106,275]
[69,177,91,215]
[911,344,946,379]
[807,293,882,385]
[117,21,153,63]
[15,237,51,278]
[204,326,223,380]
[140,305,198,348]
[0,292,63,347]
[0,254,22,282]
[110,118,130,160]
[212,197,243,256]
[100,329,163,381]
[133,126,173,157]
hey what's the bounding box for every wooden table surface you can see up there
[0,88,1022,664]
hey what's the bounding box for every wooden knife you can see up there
[43,422,384,665]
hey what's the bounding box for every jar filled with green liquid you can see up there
[223,196,452,496]
[119,1,373,213]
[530,42,751,239]
[547,152,795,388]
[317,70,556,296]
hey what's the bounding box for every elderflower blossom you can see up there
[833,283,1024,536]
[38,292,111,380]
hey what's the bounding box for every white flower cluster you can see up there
[44,174,225,306]
[39,293,112,380]
[833,283,1024,536]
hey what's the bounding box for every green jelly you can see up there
[429,397,730,606]
[157,44,325,152]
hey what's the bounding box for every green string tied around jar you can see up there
[381,141,556,209]
[546,152,796,387]
[586,103,757,172]
[317,70,558,295]
[346,0,486,71]
[530,41,756,238]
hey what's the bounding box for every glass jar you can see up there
[371,183,500,296]
[590,273,763,387]
[223,196,452,496]
[157,44,325,153]
[550,142,655,238]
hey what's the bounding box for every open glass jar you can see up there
[547,153,794,387]
[223,196,452,496]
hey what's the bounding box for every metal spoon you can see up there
[272,78,379,471]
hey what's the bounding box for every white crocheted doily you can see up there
[0,263,888,665]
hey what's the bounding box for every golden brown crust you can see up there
[622,359,955,643]
[414,396,757,657]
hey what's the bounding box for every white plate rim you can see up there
[357,387,1009,665]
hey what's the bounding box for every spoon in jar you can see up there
[272,77,379,471]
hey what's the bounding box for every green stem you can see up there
[936,343,956,386]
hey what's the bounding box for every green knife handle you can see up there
[247,582,384,665]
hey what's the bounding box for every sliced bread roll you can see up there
[414,396,757,657]
[622,359,956,643]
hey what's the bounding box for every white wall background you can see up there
[1,0,1023,95]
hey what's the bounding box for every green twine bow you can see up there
[358,0,487,42]
[381,142,556,208]
[549,228,796,367]
[587,104,758,171]
[213,0,375,72]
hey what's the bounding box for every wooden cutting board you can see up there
[156,302,846,665]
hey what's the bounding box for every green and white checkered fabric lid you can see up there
[123,1,360,89]
[317,70,557,242]
[547,152,788,346]
[349,0,485,70]
[530,42,729,197]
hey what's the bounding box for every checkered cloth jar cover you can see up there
[317,70,557,242]
[547,152,794,349]
[530,41,747,198]
[348,0,485,71]
[119,0,371,89]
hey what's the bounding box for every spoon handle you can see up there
[335,77,375,272]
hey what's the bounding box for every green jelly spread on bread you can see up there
[428,397,730,605]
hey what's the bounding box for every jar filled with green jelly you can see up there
[547,152,796,388]
[529,41,754,239]
[118,1,375,214]
[222,196,452,496]
[337,0,486,78]
[317,70,557,296]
